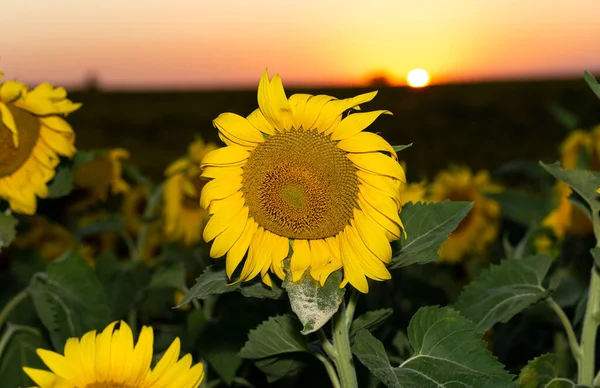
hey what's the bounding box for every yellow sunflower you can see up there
[428,166,501,263]
[200,70,405,293]
[163,138,218,245]
[560,125,600,170]
[23,320,204,388]
[0,74,79,214]
[542,181,593,238]
[72,149,130,208]
[13,216,75,261]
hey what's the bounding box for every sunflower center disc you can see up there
[0,104,40,178]
[242,129,359,240]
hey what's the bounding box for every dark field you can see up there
[69,79,600,181]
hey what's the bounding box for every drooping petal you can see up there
[290,239,311,282]
[213,112,265,146]
[347,152,405,181]
[226,218,258,278]
[337,131,397,160]
[200,146,250,168]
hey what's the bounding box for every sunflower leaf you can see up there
[47,164,74,198]
[147,262,186,290]
[487,189,552,226]
[239,315,309,359]
[254,355,308,383]
[28,251,111,350]
[0,327,48,388]
[0,212,17,253]
[454,254,552,331]
[584,70,600,101]
[518,353,583,388]
[390,201,473,268]
[283,270,345,334]
[392,143,413,153]
[352,306,515,388]
[349,308,393,343]
[177,266,283,307]
[539,162,600,211]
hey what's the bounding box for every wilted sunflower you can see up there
[164,138,217,245]
[0,74,79,214]
[72,149,130,209]
[560,126,600,170]
[23,320,204,388]
[428,166,500,263]
[200,70,405,293]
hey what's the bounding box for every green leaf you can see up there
[390,201,473,269]
[590,247,600,269]
[254,355,308,383]
[239,315,309,359]
[0,329,49,388]
[74,214,125,240]
[455,254,552,331]
[584,70,600,101]
[73,150,96,166]
[147,263,186,290]
[488,190,552,226]
[47,165,74,198]
[549,104,578,131]
[177,266,283,307]
[352,306,515,388]
[29,251,111,350]
[349,308,393,342]
[95,253,150,320]
[0,212,17,253]
[518,353,581,388]
[539,162,600,210]
[283,270,345,334]
[393,143,413,153]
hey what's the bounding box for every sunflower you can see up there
[23,320,204,388]
[13,216,75,261]
[0,74,79,214]
[163,138,218,245]
[199,70,404,293]
[559,126,600,170]
[428,166,501,263]
[72,149,130,209]
[542,181,593,238]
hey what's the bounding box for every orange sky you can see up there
[1,0,598,89]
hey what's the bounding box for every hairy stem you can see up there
[0,289,29,329]
[330,290,359,388]
[547,298,582,364]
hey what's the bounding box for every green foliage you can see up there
[540,162,600,210]
[392,143,413,152]
[28,251,111,350]
[74,214,125,240]
[583,70,600,101]
[47,165,74,198]
[518,354,585,388]
[283,270,345,334]
[254,356,308,383]
[488,189,552,226]
[550,104,579,132]
[349,308,393,342]
[0,329,48,388]
[147,262,186,290]
[391,201,473,268]
[0,212,17,253]
[352,306,515,388]
[178,266,283,307]
[239,315,309,359]
[455,254,552,331]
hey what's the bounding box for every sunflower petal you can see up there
[213,112,265,146]
[348,152,405,181]
[257,70,292,132]
[313,91,379,134]
[337,131,397,160]
[200,146,250,168]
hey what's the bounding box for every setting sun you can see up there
[407,69,430,88]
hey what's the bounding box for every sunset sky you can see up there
[1,0,598,89]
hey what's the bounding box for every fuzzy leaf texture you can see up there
[352,306,515,388]
[239,315,309,359]
[349,308,394,342]
[178,266,283,307]
[539,162,600,210]
[283,270,345,334]
[28,251,111,350]
[390,201,473,268]
[455,254,552,331]
[518,354,588,388]
[0,212,17,253]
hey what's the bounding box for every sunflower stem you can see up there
[134,182,164,262]
[0,323,41,361]
[0,289,29,330]
[547,298,582,364]
[579,209,600,385]
[315,353,342,388]
[330,290,359,388]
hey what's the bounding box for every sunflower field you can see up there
[1,69,600,388]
